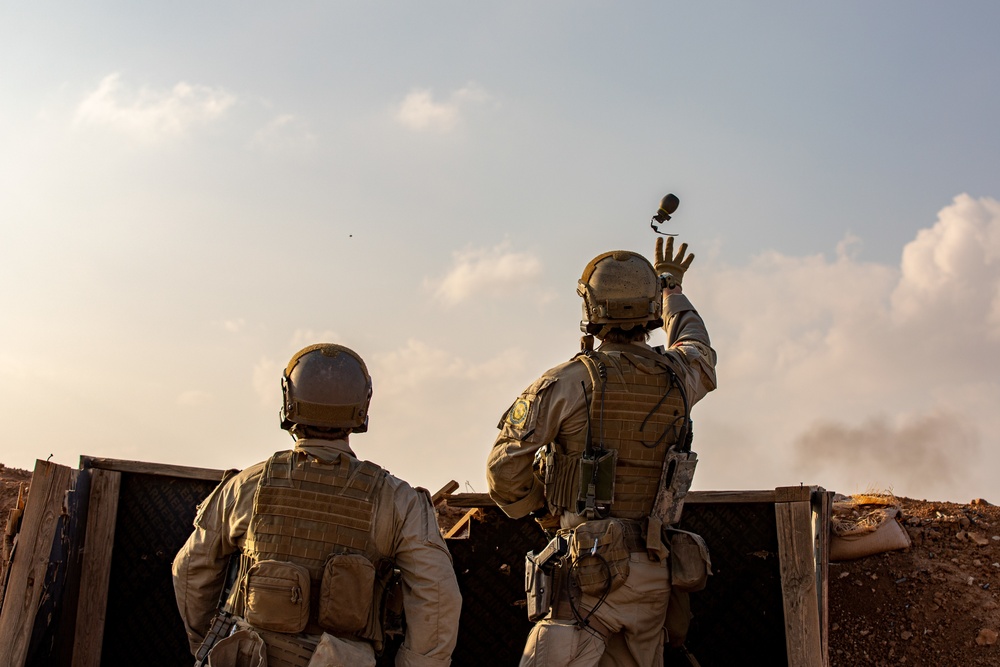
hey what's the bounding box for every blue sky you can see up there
[2,2,999,502]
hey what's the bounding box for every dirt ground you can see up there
[1,464,998,665]
[828,496,1000,666]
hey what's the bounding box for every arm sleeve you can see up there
[171,470,255,655]
[392,485,462,667]
[486,364,589,519]
[662,292,718,405]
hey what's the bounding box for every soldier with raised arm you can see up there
[487,239,717,666]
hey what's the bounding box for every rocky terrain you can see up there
[828,496,999,666]
[1,464,997,665]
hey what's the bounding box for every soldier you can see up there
[487,239,717,666]
[173,343,462,667]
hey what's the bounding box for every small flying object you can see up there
[650,193,680,236]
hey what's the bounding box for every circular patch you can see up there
[508,398,530,426]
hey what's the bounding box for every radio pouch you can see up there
[651,447,698,526]
[576,449,617,519]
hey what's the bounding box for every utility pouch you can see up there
[575,449,617,519]
[569,519,630,596]
[667,529,712,593]
[651,447,698,526]
[319,553,376,634]
[525,552,553,622]
[535,446,574,513]
[244,560,310,634]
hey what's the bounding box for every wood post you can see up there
[775,485,829,667]
[71,468,122,667]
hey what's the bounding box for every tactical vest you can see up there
[543,343,690,520]
[237,449,390,648]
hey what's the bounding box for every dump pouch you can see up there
[667,528,712,593]
[243,559,310,634]
[319,553,376,634]
[205,627,267,667]
[307,633,377,667]
[651,447,698,526]
[568,519,630,596]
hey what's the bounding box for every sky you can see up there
[2,2,999,503]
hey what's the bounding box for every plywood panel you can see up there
[0,461,76,667]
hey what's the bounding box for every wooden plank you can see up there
[431,480,460,505]
[80,456,226,481]
[444,489,783,508]
[71,469,122,667]
[444,493,496,508]
[0,460,76,667]
[444,509,478,539]
[688,490,778,504]
[774,485,814,503]
[775,498,824,667]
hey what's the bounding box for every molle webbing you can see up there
[571,347,688,518]
[244,451,384,580]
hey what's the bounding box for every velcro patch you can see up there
[507,397,532,427]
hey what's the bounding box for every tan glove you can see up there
[654,237,695,287]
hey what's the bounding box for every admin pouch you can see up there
[568,519,631,596]
[244,559,311,634]
[318,553,376,634]
[667,528,712,593]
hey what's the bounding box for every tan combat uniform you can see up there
[173,438,462,667]
[487,292,716,667]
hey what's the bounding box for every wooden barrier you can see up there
[0,457,830,667]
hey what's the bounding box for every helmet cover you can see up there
[280,344,372,433]
[577,250,663,335]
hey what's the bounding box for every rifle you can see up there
[193,555,241,667]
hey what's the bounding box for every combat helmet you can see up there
[577,250,663,337]
[280,344,372,433]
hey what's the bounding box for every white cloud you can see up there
[426,242,545,305]
[693,194,1000,501]
[394,82,490,132]
[74,73,236,142]
[891,194,1000,333]
[249,114,318,157]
